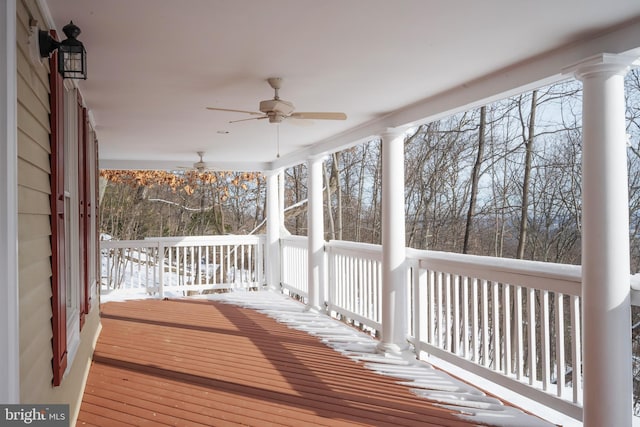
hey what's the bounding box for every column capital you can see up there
[379,127,407,141]
[563,53,638,81]
[263,168,282,177]
[306,153,327,164]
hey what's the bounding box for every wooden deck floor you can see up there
[77,298,517,426]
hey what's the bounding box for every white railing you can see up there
[289,238,582,419]
[101,233,584,419]
[407,248,583,420]
[280,235,309,300]
[326,240,383,332]
[101,235,265,297]
[101,239,161,294]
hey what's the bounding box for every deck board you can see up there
[77,298,506,426]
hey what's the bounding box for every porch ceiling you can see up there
[44,0,640,172]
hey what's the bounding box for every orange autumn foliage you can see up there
[100,170,263,198]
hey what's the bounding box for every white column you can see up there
[568,53,636,427]
[278,169,286,232]
[266,171,281,291]
[378,128,408,353]
[307,156,325,311]
[0,0,19,403]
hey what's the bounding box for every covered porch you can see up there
[97,234,595,426]
[14,1,640,425]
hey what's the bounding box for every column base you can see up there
[375,341,413,360]
[304,304,324,314]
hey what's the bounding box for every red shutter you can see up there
[83,107,92,316]
[79,102,91,324]
[49,40,67,386]
[77,99,86,324]
[94,138,100,297]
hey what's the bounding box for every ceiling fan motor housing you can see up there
[259,99,295,116]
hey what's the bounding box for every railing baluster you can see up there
[327,248,334,310]
[555,292,566,397]
[233,243,238,285]
[151,246,157,294]
[492,281,500,371]
[226,245,231,285]
[204,245,213,285]
[415,261,427,348]
[338,254,344,309]
[259,238,265,285]
[183,246,188,287]
[190,245,195,286]
[345,254,351,313]
[427,269,435,346]
[158,243,165,299]
[371,259,375,322]
[353,256,358,316]
[377,260,382,324]
[571,294,582,404]
[353,255,358,315]
[212,245,217,285]
[445,273,452,351]
[462,276,469,359]
[247,244,252,285]
[253,240,257,286]
[345,254,349,312]
[504,283,511,375]
[348,256,354,313]
[515,285,524,380]
[358,257,364,317]
[471,278,479,363]
[144,247,150,293]
[364,258,370,320]
[528,287,536,386]
[128,248,133,288]
[453,274,460,355]
[481,279,489,367]
[542,290,551,390]
[356,258,360,320]
[436,271,444,348]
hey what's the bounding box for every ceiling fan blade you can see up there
[229,116,269,124]
[286,118,314,127]
[290,112,347,120]
[206,107,263,116]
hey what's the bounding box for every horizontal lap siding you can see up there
[16,0,55,404]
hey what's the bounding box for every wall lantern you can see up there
[39,21,87,80]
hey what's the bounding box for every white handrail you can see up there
[101,235,266,295]
[319,240,584,420]
[405,247,583,420]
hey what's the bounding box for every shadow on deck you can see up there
[77,295,551,426]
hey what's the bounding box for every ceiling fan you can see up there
[207,77,347,124]
[177,151,210,172]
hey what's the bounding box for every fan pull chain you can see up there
[276,124,280,158]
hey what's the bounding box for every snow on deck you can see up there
[99,288,560,426]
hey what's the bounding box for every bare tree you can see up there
[516,90,538,259]
[463,106,486,254]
